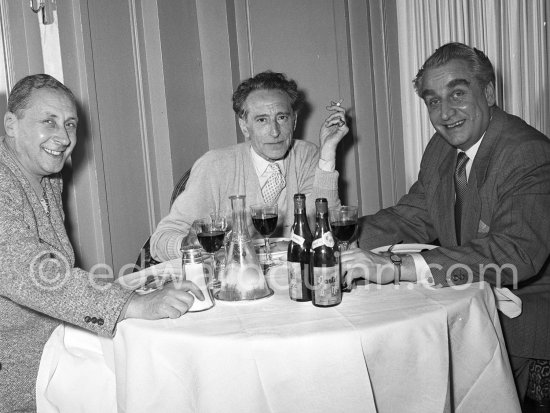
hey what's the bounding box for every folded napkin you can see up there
[493,287,522,318]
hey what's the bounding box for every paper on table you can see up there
[118,259,213,311]
[117,258,182,291]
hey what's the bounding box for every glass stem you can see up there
[264,237,272,263]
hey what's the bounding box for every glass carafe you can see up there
[216,195,274,301]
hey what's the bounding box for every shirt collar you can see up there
[250,146,285,177]
[460,132,485,161]
[457,132,485,180]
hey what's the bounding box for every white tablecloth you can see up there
[37,268,520,413]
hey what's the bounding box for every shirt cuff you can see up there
[117,291,136,322]
[409,253,434,285]
[318,158,335,172]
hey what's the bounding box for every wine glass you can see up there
[250,204,278,266]
[192,217,226,290]
[329,205,358,252]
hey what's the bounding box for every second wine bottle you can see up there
[311,198,342,307]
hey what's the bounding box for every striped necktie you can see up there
[454,152,469,245]
[262,163,286,205]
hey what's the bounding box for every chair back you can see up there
[134,168,191,271]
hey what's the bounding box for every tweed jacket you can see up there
[357,107,550,360]
[151,139,340,261]
[0,138,133,412]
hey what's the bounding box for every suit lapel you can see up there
[458,107,504,243]
[0,142,73,260]
[436,149,459,246]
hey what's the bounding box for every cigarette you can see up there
[335,99,343,107]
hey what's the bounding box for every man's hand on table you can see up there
[340,247,417,285]
[123,281,205,320]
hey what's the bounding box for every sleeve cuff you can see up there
[409,253,434,285]
[318,158,335,172]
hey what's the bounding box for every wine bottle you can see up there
[311,198,342,307]
[287,194,313,302]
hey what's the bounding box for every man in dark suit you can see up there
[341,42,550,405]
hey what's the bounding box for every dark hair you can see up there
[232,71,302,119]
[413,42,495,96]
[8,74,77,118]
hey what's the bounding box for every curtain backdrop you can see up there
[396,0,550,188]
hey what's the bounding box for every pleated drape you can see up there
[396,0,550,188]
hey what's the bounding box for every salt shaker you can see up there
[181,246,215,312]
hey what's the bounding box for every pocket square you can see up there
[478,220,490,233]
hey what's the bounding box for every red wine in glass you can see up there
[330,221,357,243]
[197,230,226,253]
[250,204,278,266]
[252,214,278,236]
[328,206,358,251]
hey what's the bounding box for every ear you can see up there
[484,82,496,107]
[4,112,18,137]
[238,117,250,139]
[293,113,298,131]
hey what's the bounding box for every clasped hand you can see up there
[122,262,205,320]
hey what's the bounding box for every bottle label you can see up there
[322,232,335,247]
[290,232,305,246]
[312,238,323,249]
[288,262,309,299]
[312,232,335,249]
[312,266,341,306]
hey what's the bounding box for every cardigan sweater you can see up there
[0,138,133,411]
[151,140,340,261]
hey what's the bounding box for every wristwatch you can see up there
[390,254,402,285]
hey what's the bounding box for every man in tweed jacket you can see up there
[342,43,550,404]
[0,74,203,411]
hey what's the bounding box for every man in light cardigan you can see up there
[151,71,349,261]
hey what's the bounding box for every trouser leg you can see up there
[509,355,532,404]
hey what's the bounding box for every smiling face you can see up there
[4,88,78,180]
[238,89,297,161]
[420,59,495,151]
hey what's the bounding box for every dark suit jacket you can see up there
[0,139,133,411]
[357,107,550,360]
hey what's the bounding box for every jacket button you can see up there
[84,316,91,323]
[98,318,104,326]
[91,317,98,324]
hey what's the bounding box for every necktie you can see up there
[454,152,469,245]
[262,163,286,205]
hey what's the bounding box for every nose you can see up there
[440,99,455,121]
[54,128,71,146]
[269,120,280,138]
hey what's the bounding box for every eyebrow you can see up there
[252,111,291,120]
[43,111,78,122]
[421,78,471,99]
